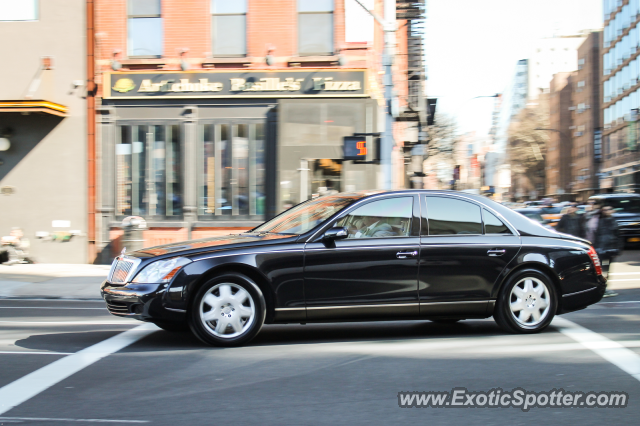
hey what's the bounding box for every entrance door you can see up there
[304,195,421,320]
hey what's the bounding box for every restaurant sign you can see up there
[104,70,367,99]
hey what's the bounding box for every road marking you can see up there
[0,321,138,325]
[0,351,72,355]
[553,317,640,382]
[0,323,158,415]
[608,272,640,276]
[0,307,106,310]
[607,278,640,282]
[0,417,148,423]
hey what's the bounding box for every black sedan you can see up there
[101,190,606,346]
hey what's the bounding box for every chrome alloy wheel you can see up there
[509,277,551,327]
[199,283,255,338]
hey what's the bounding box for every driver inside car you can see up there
[353,216,395,238]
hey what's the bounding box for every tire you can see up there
[188,273,266,347]
[431,319,461,324]
[494,268,557,333]
[153,321,190,332]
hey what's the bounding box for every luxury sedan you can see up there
[101,190,606,346]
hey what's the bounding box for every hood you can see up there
[124,233,296,259]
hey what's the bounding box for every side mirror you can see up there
[323,226,349,241]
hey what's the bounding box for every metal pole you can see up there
[382,0,395,189]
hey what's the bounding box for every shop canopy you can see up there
[0,100,68,117]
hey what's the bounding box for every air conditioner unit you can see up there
[569,106,576,111]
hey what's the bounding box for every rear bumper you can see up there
[558,276,606,314]
[100,281,186,323]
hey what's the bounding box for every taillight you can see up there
[588,246,603,276]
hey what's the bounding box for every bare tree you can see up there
[508,94,549,198]
[422,113,462,188]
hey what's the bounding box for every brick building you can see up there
[547,72,575,199]
[571,31,601,202]
[92,0,426,262]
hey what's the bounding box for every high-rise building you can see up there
[547,72,575,199]
[601,0,640,193]
[529,34,588,100]
[571,31,602,201]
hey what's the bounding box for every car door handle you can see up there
[396,250,418,259]
[487,249,506,257]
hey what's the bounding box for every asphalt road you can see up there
[0,280,639,424]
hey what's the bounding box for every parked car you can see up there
[102,190,606,346]
[589,193,640,245]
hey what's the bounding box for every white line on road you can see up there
[0,307,106,310]
[553,317,640,382]
[0,323,158,416]
[607,278,640,282]
[0,321,139,325]
[0,417,148,423]
[609,272,640,276]
[0,351,72,355]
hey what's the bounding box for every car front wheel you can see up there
[189,273,266,347]
[494,269,557,333]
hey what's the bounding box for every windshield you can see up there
[601,197,640,213]
[252,194,365,235]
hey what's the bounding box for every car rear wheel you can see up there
[494,269,557,333]
[189,273,266,347]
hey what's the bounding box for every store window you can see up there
[211,0,246,56]
[128,0,163,57]
[198,122,265,218]
[298,0,334,56]
[115,124,182,218]
[0,0,37,20]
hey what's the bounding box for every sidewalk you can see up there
[0,264,110,300]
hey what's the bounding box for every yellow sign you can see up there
[112,78,136,93]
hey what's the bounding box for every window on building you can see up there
[425,197,482,235]
[211,0,246,56]
[198,122,265,218]
[128,0,163,57]
[0,0,37,20]
[116,124,182,218]
[298,0,334,56]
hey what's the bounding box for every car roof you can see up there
[589,193,640,199]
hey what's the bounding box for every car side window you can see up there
[336,197,413,238]
[425,196,482,235]
[483,209,512,234]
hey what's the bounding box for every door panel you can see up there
[303,195,421,320]
[419,195,521,316]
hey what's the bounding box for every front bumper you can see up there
[100,281,186,323]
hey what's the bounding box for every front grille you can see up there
[108,258,136,284]
[106,301,131,315]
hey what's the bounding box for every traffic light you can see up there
[343,136,367,161]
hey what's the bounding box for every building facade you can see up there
[0,0,88,263]
[93,0,426,262]
[601,0,640,193]
[571,31,602,201]
[547,72,575,199]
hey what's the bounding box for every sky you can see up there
[425,0,604,138]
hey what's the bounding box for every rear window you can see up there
[597,197,640,213]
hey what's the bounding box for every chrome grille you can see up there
[106,301,131,315]
[108,257,137,284]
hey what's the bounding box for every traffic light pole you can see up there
[354,0,396,189]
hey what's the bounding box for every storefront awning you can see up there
[0,100,68,117]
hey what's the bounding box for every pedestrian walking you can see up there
[585,204,621,298]
[556,203,584,238]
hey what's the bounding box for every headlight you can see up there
[132,257,192,283]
